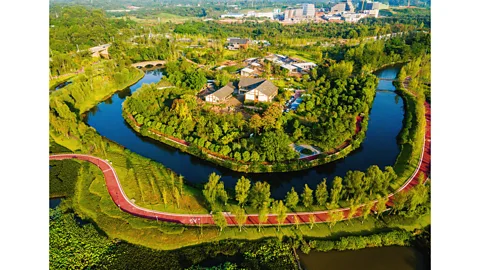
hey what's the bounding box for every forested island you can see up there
[122,59,378,172]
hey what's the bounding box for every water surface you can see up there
[298,246,428,270]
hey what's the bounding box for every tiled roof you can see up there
[240,77,278,97]
[209,83,234,99]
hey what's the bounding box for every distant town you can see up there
[220,0,389,24]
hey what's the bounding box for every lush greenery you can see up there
[49,207,116,269]
[49,5,139,76]
[305,230,414,253]
[49,159,81,198]
[49,4,430,267]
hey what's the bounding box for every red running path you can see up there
[49,102,430,227]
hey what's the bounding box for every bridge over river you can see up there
[132,60,166,69]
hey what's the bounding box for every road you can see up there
[49,103,430,226]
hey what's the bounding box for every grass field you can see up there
[116,13,198,24]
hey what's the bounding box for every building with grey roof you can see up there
[205,83,235,103]
[239,77,278,103]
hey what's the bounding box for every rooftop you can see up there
[209,83,235,99]
[239,78,278,97]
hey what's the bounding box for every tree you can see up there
[250,151,260,162]
[177,175,184,196]
[249,114,263,134]
[329,176,343,208]
[407,182,429,215]
[362,200,375,224]
[301,184,314,208]
[258,205,269,232]
[217,182,229,206]
[293,215,301,230]
[315,179,328,207]
[233,207,247,232]
[250,181,271,210]
[173,187,181,208]
[375,195,389,218]
[260,130,297,162]
[285,187,299,209]
[162,186,168,207]
[212,211,227,233]
[344,170,365,202]
[398,67,407,82]
[309,214,316,229]
[215,69,230,87]
[272,200,287,231]
[347,201,360,225]
[392,191,408,215]
[367,165,385,197]
[235,176,251,207]
[327,210,344,229]
[383,166,397,192]
[203,172,227,208]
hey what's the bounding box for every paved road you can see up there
[49,103,430,226]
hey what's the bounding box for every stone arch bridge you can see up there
[132,60,166,69]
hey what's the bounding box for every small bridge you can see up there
[88,44,111,58]
[378,78,397,81]
[132,60,166,69]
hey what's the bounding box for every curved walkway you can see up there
[49,103,430,226]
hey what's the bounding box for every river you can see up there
[85,65,404,199]
[298,245,428,270]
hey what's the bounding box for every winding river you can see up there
[85,65,404,199]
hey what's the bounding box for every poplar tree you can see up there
[235,176,251,207]
[375,195,389,218]
[258,205,269,232]
[173,187,180,208]
[309,214,316,230]
[315,179,328,207]
[250,181,271,210]
[272,200,287,231]
[329,176,343,207]
[327,210,344,229]
[347,201,360,225]
[285,187,299,209]
[362,200,375,224]
[233,207,247,232]
[302,184,314,208]
[392,191,408,215]
[212,211,227,233]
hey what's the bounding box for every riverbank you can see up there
[390,81,427,190]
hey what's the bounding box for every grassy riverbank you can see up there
[390,81,426,190]
[58,158,429,251]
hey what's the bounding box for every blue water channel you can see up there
[85,65,404,199]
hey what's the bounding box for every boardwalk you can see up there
[49,103,430,226]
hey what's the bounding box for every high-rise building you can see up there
[331,0,355,14]
[302,3,315,17]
